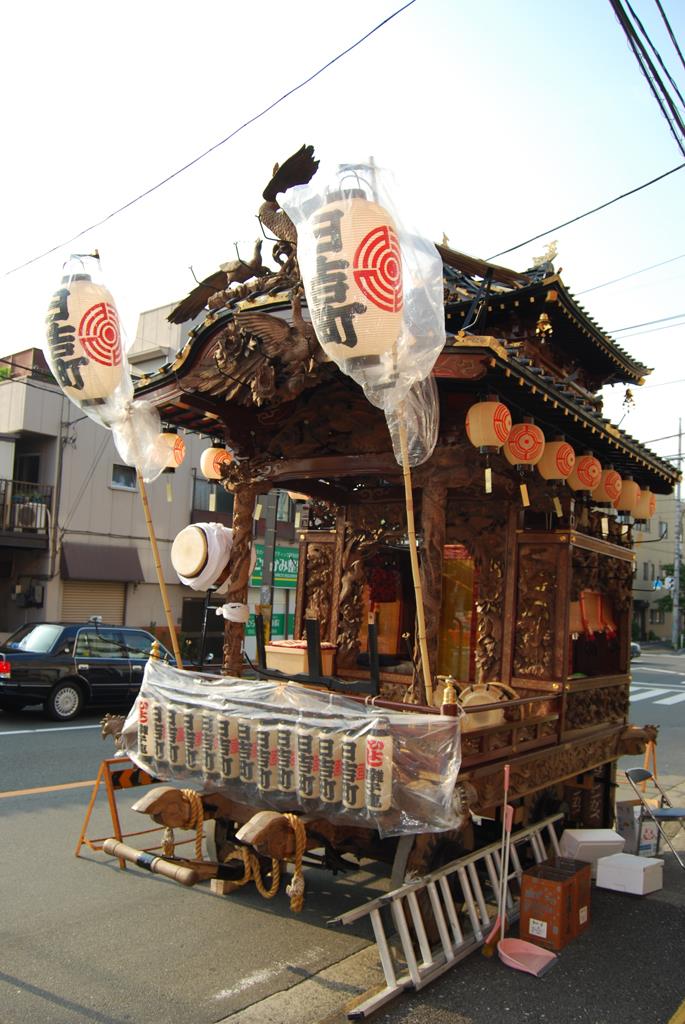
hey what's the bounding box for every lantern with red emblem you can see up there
[613,476,641,518]
[503,420,545,507]
[160,432,186,469]
[567,453,602,494]
[537,437,575,517]
[200,446,233,481]
[593,468,623,505]
[45,255,128,409]
[465,399,512,493]
[635,487,657,521]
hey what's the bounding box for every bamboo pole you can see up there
[398,411,433,705]
[136,470,183,667]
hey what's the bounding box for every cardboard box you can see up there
[559,828,625,876]
[519,858,591,951]
[615,800,660,857]
[595,853,664,895]
[265,641,336,677]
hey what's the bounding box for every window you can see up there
[649,608,665,625]
[122,629,159,658]
[192,477,234,515]
[111,464,137,490]
[75,629,125,658]
[659,521,668,539]
[277,491,293,522]
[7,623,64,653]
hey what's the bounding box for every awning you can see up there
[61,541,144,583]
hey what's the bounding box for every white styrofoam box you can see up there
[595,853,664,895]
[559,829,625,876]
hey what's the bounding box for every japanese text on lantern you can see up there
[311,208,365,348]
[46,288,88,391]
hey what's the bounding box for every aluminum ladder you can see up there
[332,812,563,1020]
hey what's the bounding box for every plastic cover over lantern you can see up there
[200,447,233,480]
[593,468,623,504]
[503,422,546,467]
[44,254,170,482]
[635,487,657,520]
[281,161,445,424]
[537,439,575,480]
[614,477,641,515]
[567,454,602,493]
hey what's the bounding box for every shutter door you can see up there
[61,581,126,625]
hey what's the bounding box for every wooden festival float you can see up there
[119,146,678,900]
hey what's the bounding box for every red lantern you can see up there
[593,469,623,504]
[613,477,641,515]
[567,454,602,493]
[537,439,575,480]
[635,487,657,520]
[465,401,512,450]
[503,422,545,467]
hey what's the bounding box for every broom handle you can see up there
[137,470,183,667]
[398,412,433,705]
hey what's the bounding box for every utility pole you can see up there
[672,418,682,651]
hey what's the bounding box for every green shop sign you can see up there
[250,544,299,589]
[245,613,296,638]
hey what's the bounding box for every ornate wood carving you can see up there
[513,546,556,678]
[222,483,260,676]
[417,480,447,691]
[470,733,621,809]
[336,516,394,668]
[564,685,630,730]
[302,542,335,640]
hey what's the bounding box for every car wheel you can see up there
[47,681,84,721]
[0,699,27,712]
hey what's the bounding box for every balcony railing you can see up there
[0,479,52,535]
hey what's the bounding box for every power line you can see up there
[609,0,685,157]
[487,161,684,260]
[610,311,685,331]
[2,0,417,279]
[654,0,685,77]
[575,252,685,294]
[625,0,685,111]
[617,320,685,339]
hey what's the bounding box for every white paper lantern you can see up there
[200,447,232,480]
[305,190,403,365]
[45,274,125,404]
[160,433,186,468]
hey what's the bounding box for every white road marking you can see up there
[212,947,326,1000]
[654,692,685,705]
[0,724,100,737]
[629,688,672,702]
[632,668,685,678]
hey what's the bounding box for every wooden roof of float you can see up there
[132,144,676,496]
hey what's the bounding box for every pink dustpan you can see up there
[498,938,557,977]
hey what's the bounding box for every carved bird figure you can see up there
[168,239,269,325]
[258,144,320,245]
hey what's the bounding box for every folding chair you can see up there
[624,768,685,870]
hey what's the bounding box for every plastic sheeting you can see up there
[121,659,462,838]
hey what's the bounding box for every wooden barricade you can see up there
[75,757,161,869]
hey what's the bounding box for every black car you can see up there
[0,620,172,721]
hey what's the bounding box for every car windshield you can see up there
[6,623,65,653]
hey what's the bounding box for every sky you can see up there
[1,0,683,473]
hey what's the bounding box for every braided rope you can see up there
[161,790,205,859]
[225,848,281,899]
[284,813,307,913]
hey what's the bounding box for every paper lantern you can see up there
[160,433,186,469]
[593,468,623,505]
[305,190,403,365]
[567,454,602,493]
[45,273,125,404]
[200,447,233,480]
[635,487,657,520]
[465,401,512,450]
[537,440,575,480]
[503,422,545,467]
[613,477,641,515]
